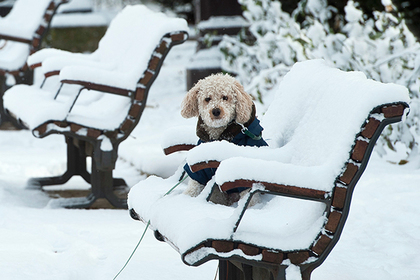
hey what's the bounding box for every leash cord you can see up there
[113,173,189,279]
[113,220,150,280]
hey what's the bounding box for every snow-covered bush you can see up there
[219,0,420,161]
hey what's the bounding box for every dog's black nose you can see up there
[212,108,221,117]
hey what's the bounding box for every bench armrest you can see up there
[41,55,114,77]
[0,33,32,45]
[186,141,274,172]
[59,65,139,96]
[214,157,333,200]
[27,48,79,69]
[161,125,198,155]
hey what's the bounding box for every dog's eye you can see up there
[222,96,228,101]
[205,97,211,102]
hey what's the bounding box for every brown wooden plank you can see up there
[351,140,368,162]
[36,25,46,36]
[325,211,342,233]
[311,234,332,256]
[139,70,154,85]
[0,33,31,44]
[262,250,283,264]
[155,41,168,54]
[331,187,347,209]
[171,33,186,42]
[220,180,328,200]
[148,56,161,71]
[163,144,196,155]
[120,118,134,133]
[135,87,145,101]
[34,123,48,136]
[45,70,60,78]
[382,104,405,118]
[212,240,234,253]
[190,161,220,172]
[61,79,131,97]
[128,103,142,119]
[361,118,380,139]
[70,123,83,133]
[288,251,310,265]
[339,163,358,185]
[87,128,101,139]
[237,243,260,256]
[29,62,42,69]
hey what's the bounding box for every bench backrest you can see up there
[91,6,187,83]
[31,7,188,144]
[0,0,67,48]
[261,59,409,191]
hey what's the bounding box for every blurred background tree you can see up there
[219,0,420,162]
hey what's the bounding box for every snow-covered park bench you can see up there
[128,60,410,280]
[2,5,188,208]
[0,0,68,125]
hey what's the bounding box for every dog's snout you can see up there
[212,108,221,117]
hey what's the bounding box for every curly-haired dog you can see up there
[181,73,268,205]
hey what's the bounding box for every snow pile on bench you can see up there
[51,5,187,91]
[3,5,188,131]
[0,0,56,71]
[128,59,409,261]
[186,59,410,192]
[0,0,52,41]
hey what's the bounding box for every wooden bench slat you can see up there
[164,144,196,155]
[220,179,328,201]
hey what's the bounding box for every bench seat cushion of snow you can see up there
[128,59,409,279]
[3,5,188,209]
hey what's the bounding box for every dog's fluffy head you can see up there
[181,73,253,128]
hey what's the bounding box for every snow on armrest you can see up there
[186,141,273,172]
[59,65,139,94]
[41,54,114,77]
[161,125,198,155]
[27,48,89,69]
[214,157,338,194]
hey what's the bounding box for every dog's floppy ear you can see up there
[234,80,254,124]
[181,81,201,118]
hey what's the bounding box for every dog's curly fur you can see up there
[181,73,254,141]
[181,73,259,206]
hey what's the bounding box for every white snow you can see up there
[0,40,30,71]
[0,12,420,280]
[186,60,409,192]
[57,0,93,13]
[0,0,54,71]
[3,5,189,131]
[161,125,197,151]
[127,59,411,271]
[197,16,249,30]
[0,0,52,41]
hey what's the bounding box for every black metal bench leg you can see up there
[219,261,289,280]
[0,75,26,129]
[28,136,128,208]
[54,169,127,209]
[92,167,128,209]
[28,136,127,189]
[27,136,90,188]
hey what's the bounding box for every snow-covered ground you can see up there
[0,38,420,280]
